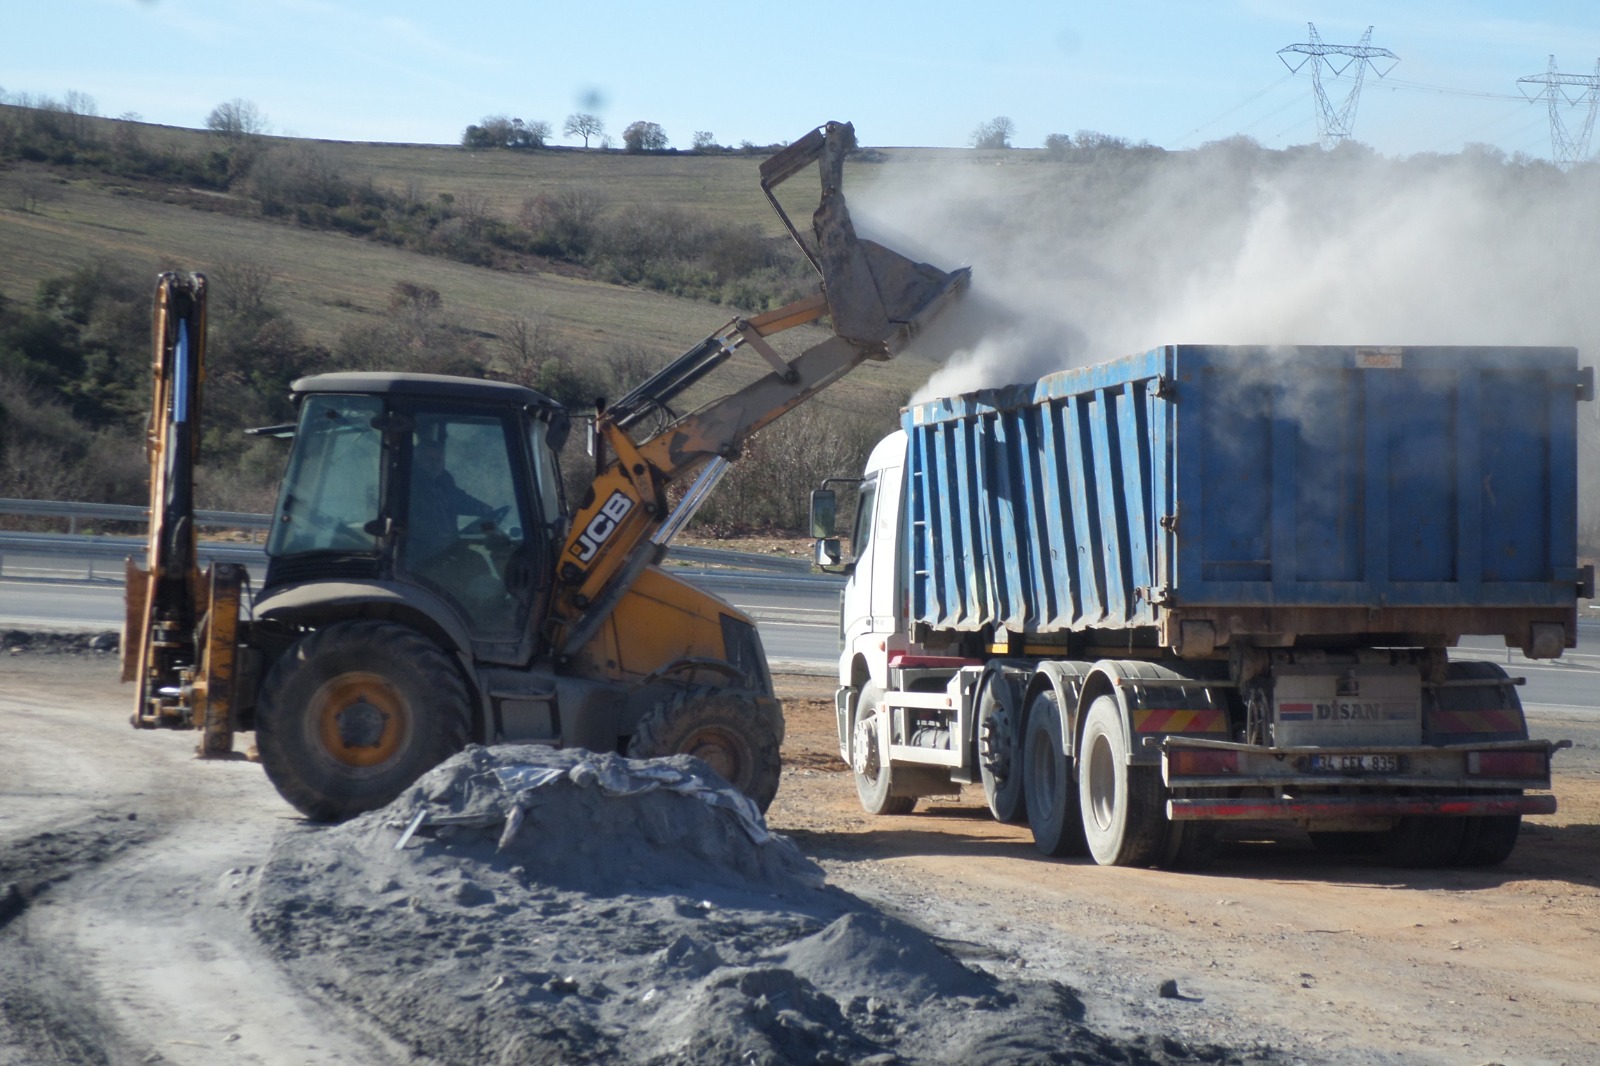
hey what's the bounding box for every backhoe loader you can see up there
[123,121,969,821]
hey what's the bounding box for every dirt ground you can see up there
[765,677,1600,1066]
[1,647,1596,1065]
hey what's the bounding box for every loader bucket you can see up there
[761,122,969,354]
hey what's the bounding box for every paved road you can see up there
[4,562,1594,705]
[0,565,844,673]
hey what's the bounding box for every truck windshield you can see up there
[267,394,383,557]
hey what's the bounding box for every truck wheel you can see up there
[629,687,782,812]
[1078,695,1169,867]
[1161,821,1222,871]
[851,683,913,816]
[978,676,1026,824]
[1454,814,1521,866]
[1022,689,1087,856]
[1381,816,1468,868]
[1308,831,1382,856]
[255,620,471,823]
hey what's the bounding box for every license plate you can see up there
[1308,753,1400,773]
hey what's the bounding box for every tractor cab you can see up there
[263,373,569,653]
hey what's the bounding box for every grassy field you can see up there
[0,118,952,420]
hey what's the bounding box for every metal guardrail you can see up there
[0,498,827,583]
[0,497,271,534]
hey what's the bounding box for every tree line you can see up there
[461,112,785,156]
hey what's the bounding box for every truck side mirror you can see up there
[809,489,837,538]
[814,538,842,567]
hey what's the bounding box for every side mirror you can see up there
[809,489,837,538]
[814,538,842,567]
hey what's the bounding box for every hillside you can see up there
[0,110,945,521]
[1,106,1595,545]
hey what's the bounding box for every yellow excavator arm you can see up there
[546,121,970,656]
[121,273,243,755]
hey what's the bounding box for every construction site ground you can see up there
[1,644,1596,1065]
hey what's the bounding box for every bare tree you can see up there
[513,118,552,148]
[563,112,604,148]
[206,98,269,140]
[208,258,277,321]
[971,116,1016,150]
[692,130,717,152]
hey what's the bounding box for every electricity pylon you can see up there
[1279,24,1399,148]
[1518,56,1600,168]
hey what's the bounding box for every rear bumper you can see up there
[1168,792,1557,822]
[1162,735,1568,823]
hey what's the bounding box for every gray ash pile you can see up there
[248,746,1271,1065]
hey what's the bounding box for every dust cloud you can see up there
[854,142,1600,393]
[850,140,1600,537]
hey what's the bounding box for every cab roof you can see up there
[290,371,561,410]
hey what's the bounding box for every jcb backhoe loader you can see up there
[123,121,969,821]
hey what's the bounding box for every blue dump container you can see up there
[904,345,1590,655]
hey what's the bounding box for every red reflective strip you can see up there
[1168,749,1238,776]
[1135,708,1228,733]
[888,654,981,668]
[1430,709,1521,735]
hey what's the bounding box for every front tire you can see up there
[255,620,471,822]
[628,687,782,812]
[851,683,914,816]
[1078,695,1169,867]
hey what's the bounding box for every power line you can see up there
[1279,23,1399,147]
[1170,72,1296,147]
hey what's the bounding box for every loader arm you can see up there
[546,121,970,656]
[122,272,242,755]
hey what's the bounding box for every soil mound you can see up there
[246,746,1269,1065]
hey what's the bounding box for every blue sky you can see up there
[5,0,1600,159]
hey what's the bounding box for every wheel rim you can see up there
[981,702,1013,780]
[312,671,411,769]
[853,712,880,779]
[1086,730,1116,832]
[680,724,747,786]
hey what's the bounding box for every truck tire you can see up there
[629,687,782,813]
[978,675,1027,824]
[1161,820,1222,871]
[255,620,471,823]
[1022,689,1087,856]
[1381,815,1468,868]
[1308,831,1382,857]
[851,683,914,816]
[1454,814,1521,866]
[1078,695,1169,867]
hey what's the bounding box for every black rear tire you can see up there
[1309,831,1383,857]
[1078,695,1169,867]
[255,620,471,822]
[628,687,782,812]
[1454,814,1521,866]
[1382,816,1468,868]
[1022,689,1088,856]
[978,675,1027,824]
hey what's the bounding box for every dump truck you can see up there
[810,344,1592,868]
[122,121,969,821]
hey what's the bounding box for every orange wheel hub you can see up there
[312,671,410,768]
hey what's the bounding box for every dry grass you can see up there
[0,135,936,417]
